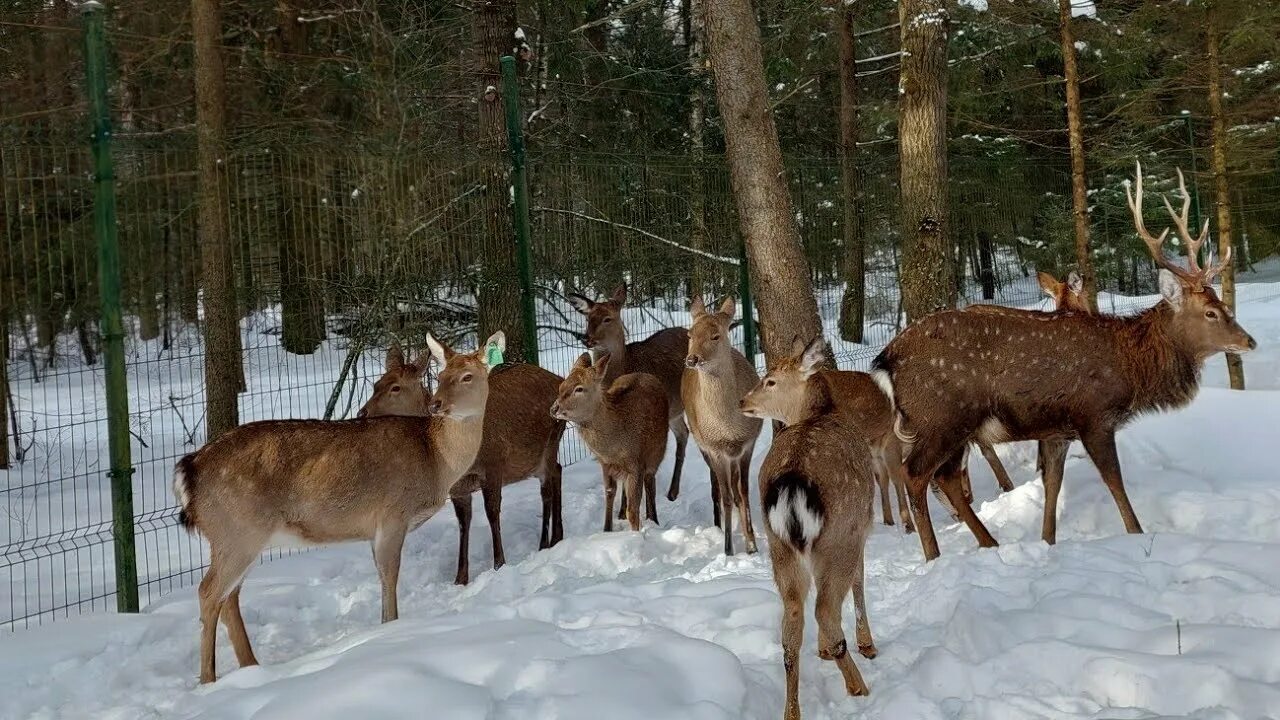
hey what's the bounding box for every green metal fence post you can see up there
[82,0,139,614]
[737,240,758,363]
[500,55,539,364]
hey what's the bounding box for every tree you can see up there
[704,0,825,365]
[1058,0,1097,311]
[835,2,865,343]
[1205,1,1244,389]
[192,0,241,439]
[897,0,954,321]
[685,0,711,299]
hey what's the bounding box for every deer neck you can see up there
[1119,304,1202,414]
[691,358,745,415]
[791,375,835,426]
[575,399,630,457]
[595,334,629,381]
[427,413,485,484]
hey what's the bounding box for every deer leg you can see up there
[700,448,722,528]
[873,454,894,526]
[937,473,999,549]
[667,415,689,501]
[645,471,659,525]
[373,522,407,623]
[735,450,758,554]
[883,437,914,533]
[770,541,809,720]
[1080,429,1144,535]
[219,584,259,668]
[1038,437,1070,545]
[603,470,617,533]
[551,462,564,546]
[717,458,736,556]
[482,485,505,571]
[198,546,259,684]
[977,441,1015,493]
[849,544,876,659]
[814,565,870,697]
[452,494,472,586]
[538,472,553,551]
[624,470,643,531]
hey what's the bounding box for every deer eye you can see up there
[391,385,401,393]
[765,379,776,388]
[461,373,474,383]
[574,386,585,394]
[1204,310,1219,321]
[711,334,721,341]
[602,317,612,324]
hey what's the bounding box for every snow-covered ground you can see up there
[2,277,1280,719]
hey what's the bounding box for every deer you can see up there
[173,332,503,684]
[871,162,1256,562]
[567,285,690,509]
[740,337,878,719]
[357,344,565,586]
[551,351,669,531]
[683,295,763,555]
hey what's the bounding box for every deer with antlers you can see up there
[872,163,1255,561]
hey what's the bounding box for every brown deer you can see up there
[684,295,763,555]
[357,344,565,586]
[173,332,502,683]
[873,163,1256,561]
[740,337,878,719]
[551,351,669,531]
[567,285,690,505]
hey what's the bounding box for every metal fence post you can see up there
[82,0,139,614]
[737,240,758,362]
[500,55,539,364]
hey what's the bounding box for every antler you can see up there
[1125,161,1228,287]
[1125,161,1181,279]
[1159,168,1211,274]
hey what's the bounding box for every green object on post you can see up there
[500,55,540,365]
[82,1,140,614]
[737,240,758,364]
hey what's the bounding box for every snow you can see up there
[4,277,1280,719]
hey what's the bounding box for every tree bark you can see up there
[1,305,8,469]
[1058,0,1097,311]
[192,0,241,439]
[1206,4,1244,389]
[897,0,954,321]
[977,230,996,299]
[835,3,865,343]
[474,0,526,360]
[705,0,824,367]
[685,0,711,300]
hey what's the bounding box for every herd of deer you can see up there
[172,165,1256,718]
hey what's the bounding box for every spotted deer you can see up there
[173,332,502,683]
[551,351,669,531]
[873,163,1256,561]
[740,337,878,719]
[568,285,690,505]
[683,295,763,555]
[357,344,565,586]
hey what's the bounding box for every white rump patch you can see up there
[172,464,190,510]
[767,486,824,549]
[871,369,896,411]
[976,418,1011,444]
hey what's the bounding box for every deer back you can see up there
[626,327,690,415]
[470,363,564,485]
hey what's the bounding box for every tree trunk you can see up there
[1058,0,1097,312]
[192,0,241,439]
[835,3,865,343]
[1206,4,1244,390]
[474,0,526,359]
[977,230,996,299]
[897,0,954,321]
[1,305,8,469]
[705,0,824,367]
[685,0,710,300]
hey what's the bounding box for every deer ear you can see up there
[799,337,826,377]
[425,333,453,367]
[386,343,405,372]
[567,293,593,315]
[718,296,737,318]
[610,284,628,305]
[593,351,612,379]
[573,352,592,371]
[789,335,807,357]
[1034,269,1054,297]
[482,330,506,356]
[1067,271,1084,295]
[690,296,707,320]
[1158,269,1185,309]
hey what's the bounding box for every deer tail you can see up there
[764,471,825,553]
[173,454,199,532]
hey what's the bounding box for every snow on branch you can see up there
[533,207,740,266]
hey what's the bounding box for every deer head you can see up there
[1125,162,1256,358]
[358,343,432,418]
[551,351,611,423]
[1038,271,1089,313]
[567,284,629,352]
[426,331,504,419]
[686,295,737,371]
[740,336,826,425]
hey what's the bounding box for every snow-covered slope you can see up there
[3,288,1279,720]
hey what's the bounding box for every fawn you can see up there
[357,344,565,585]
[683,295,763,555]
[551,351,669,531]
[568,284,690,504]
[873,163,1255,561]
[173,332,502,683]
[741,337,878,720]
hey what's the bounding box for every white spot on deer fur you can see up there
[768,486,823,549]
[172,464,190,510]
